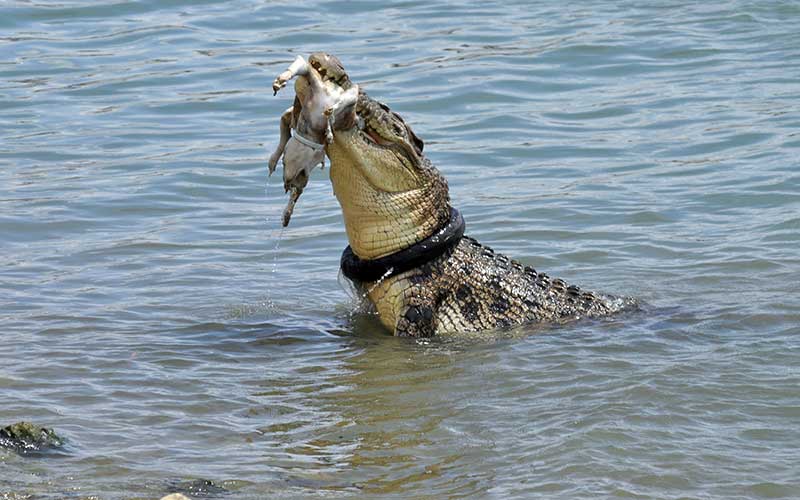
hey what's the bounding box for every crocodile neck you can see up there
[340,207,465,282]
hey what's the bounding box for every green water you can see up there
[2,1,799,498]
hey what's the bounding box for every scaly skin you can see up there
[366,236,617,336]
[325,94,625,336]
[280,54,629,336]
[327,126,449,260]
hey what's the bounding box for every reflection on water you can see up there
[2,0,800,498]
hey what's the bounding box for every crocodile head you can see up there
[275,54,451,260]
[326,96,450,260]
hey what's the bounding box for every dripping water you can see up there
[339,267,395,320]
[263,156,286,276]
[264,161,274,225]
[271,225,285,276]
[256,163,284,312]
[362,267,395,300]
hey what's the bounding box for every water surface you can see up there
[2,1,799,498]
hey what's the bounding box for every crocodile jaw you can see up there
[328,127,445,260]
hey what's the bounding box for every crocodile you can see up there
[270,54,630,337]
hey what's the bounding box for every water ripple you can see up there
[2,0,800,498]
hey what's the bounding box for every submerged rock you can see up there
[161,495,191,500]
[166,479,229,498]
[0,422,64,453]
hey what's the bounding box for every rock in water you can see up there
[0,422,64,452]
[166,479,229,497]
